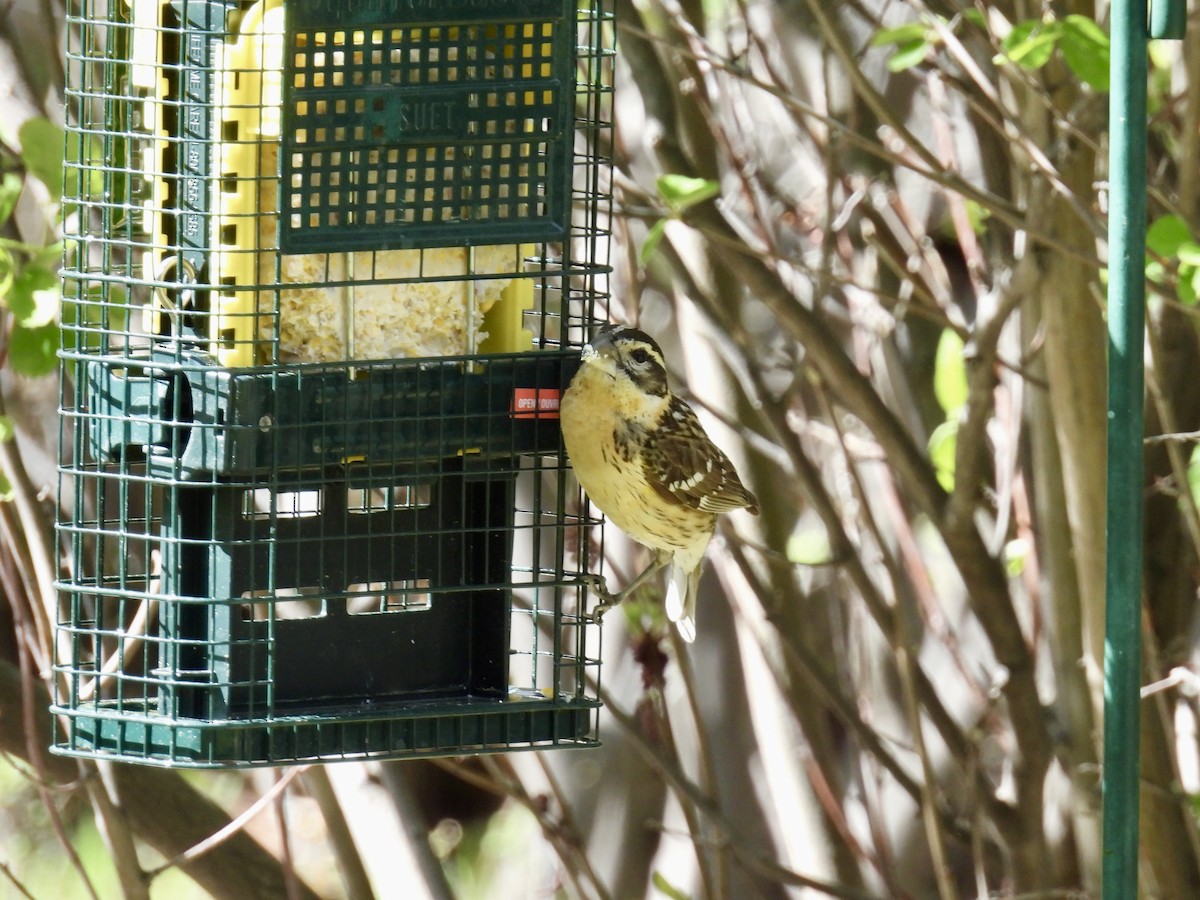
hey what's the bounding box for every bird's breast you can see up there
[561,374,714,554]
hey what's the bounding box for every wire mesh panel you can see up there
[281,6,572,251]
[56,0,612,767]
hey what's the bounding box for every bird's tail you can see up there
[665,563,701,643]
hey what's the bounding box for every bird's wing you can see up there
[644,397,759,515]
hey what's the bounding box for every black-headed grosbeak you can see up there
[561,324,759,641]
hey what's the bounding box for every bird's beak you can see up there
[584,327,616,359]
[582,327,613,361]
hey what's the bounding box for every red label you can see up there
[512,388,561,419]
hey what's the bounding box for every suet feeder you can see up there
[54,0,612,766]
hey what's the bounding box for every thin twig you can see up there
[1141,667,1200,700]
[78,598,157,702]
[144,766,307,879]
[1145,429,1200,445]
[87,761,150,900]
[534,754,614,900]
[817,393,957,900]
[1145,317,1200,560]
[0,386,58,619]
[598,687,882,900]
[376,764,458,900]
[275,770,302,900]
[4,530,99,900]
[649,674,718,900]
[302,767,376,900]
[477,756,608,900]
[0,501,52,672]
[0,860,38,900]
[618,16,1104,268]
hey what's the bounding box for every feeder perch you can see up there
[55,0,613,767]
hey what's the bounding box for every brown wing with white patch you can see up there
[643,396,759,515]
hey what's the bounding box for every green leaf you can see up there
[652,871,691,900]
[928,419,958,492]
[640,218,668,265]
[786,528,832,565]
[959,9,987,29]
[0,248,16,299]
[1004,538,1028,577]
[1147,214,1192,258]
[8,321,60,378]
[656,174,719,212]
[1177,242,1200,267]
[1190,791,1200,822]
[933,329,968,415]
[0,171,22,226]
[887,39,931,72]
[1186,266,1200,307]
[18,117,64,201]
[1188,445,1200,510]
[7,265,60,327]
[32,240,63,272]
[997,20,1060,69]
[1180,272,1198,307]
[0,415,15,500]
[964,199,991,235]
[1060,15,1110,90]
[871,22,928,47]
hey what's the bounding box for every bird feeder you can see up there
[54,0,612,766]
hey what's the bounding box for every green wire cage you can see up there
[54,0,613,767]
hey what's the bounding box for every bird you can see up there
[560,324,759,642]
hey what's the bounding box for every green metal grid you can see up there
[60,700,598,768]
[282,2,575,252]
[55,0,614,767]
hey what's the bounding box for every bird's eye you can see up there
[630,347,650,365]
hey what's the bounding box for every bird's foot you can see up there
[578,574,621,623]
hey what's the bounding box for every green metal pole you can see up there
[1103,0,1147,894]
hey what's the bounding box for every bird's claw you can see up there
[588,596,620,624]
[578,574,620,624]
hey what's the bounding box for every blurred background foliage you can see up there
[6,0,1200,897]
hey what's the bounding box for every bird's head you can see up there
[580,324,670,406]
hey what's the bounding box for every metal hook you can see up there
[153,255,198,341]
